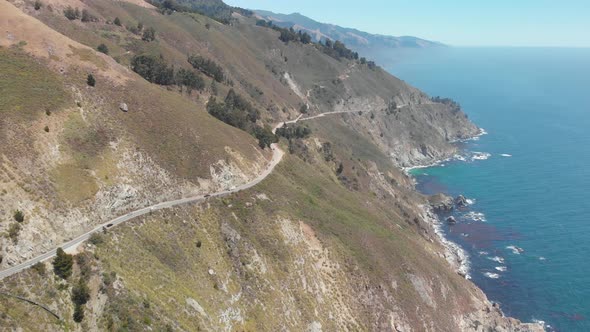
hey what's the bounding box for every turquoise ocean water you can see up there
[385,47,590,331]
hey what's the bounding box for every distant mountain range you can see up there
[254,10,445,52]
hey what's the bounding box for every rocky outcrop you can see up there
[429,193,454,213]
[455,195,469,208]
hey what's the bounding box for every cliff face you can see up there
[0,0,541,331]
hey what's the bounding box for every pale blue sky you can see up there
[225,0,590,47]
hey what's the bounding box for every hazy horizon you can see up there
[226,0,590,48]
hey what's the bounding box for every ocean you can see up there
[385,47,590,331]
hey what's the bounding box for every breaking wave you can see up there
[471,151,492,161]
[488,256,505,264]
[463,211,486,222]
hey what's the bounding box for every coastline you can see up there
[403,127,489,174]
[406,127,489,280]
[407,128,546,331]
[420,204,471,278]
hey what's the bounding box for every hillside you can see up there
[0,0,542,331]
[255,10,445,52]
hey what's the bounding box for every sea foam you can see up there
[421,206,471,279]
[471,151,492,161]
[507,245,524,254]
[463,211,486,222]
[484,272,500,279]
[488,256,505,264]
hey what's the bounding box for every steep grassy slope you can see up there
[0,0,268,267]
[0,137,541,331]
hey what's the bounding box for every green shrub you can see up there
[96,44,109,55]
[113,17,121,26]
[81,9,97,22]
[8,223,21,243]
[13,210,24,222]
[87,74,95,87]
[72,278,90,305]
[34,0,42,10]
[64,6,79,20]
[73,304,84,322]
[88,233,104,245]
[31,262,46,276]
[142,27,156,41]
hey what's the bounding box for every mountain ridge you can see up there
[254,9,446,52]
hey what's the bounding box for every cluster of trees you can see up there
[141,27,156,42]
[276,124,311,140]
[256,20,313,45]
[207,89,259,128]
[256,19,361,62]
[121,21,155,42]
[318,39,359,60]
[359,57,377,70]
[63,6,97,22]
[175,68,206,92]
[147,0,252,24]
[431,96,461,112]
[187,55,225,83]
[72,278,90,322]
[278,27,312,44]
[51,248,95,323]
[131,54,205,93]
[207,90,277,148]
[131,55,174,85]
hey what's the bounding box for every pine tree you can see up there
[87,74,96,87]
[53,248,73,279]
[73,304,85,323]
[72,279,90,305]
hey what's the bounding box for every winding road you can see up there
[0,103,408,280]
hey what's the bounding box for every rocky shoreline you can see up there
[411,153,546,331]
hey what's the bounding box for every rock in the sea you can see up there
[455,195,469,208]
[446,216,457,224]
[119,102,129,112]
[429,193,454,213]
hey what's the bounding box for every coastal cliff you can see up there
[0,0,542,330]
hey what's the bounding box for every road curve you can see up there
[0,104,408,279]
